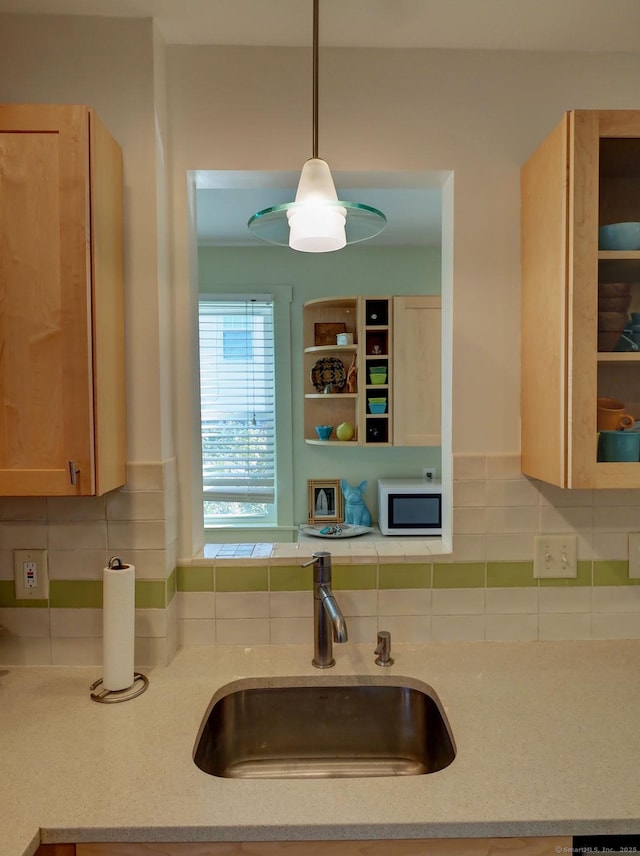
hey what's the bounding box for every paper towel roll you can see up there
[102,560,135,692]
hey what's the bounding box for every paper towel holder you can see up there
[90,555,149,704]
[90,672,149,704]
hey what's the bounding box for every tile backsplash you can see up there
[2,453,640,666]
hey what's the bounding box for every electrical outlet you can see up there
[423,468,436,480]
[629,534,640,579]
[533,535,577,579]
[14,549,48,599]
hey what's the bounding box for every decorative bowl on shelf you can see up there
[598,222,640,251]
[368,402,387,414]
[314,425,333,441]
[369,374,387,385]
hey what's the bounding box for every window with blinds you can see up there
[198,297,276,525]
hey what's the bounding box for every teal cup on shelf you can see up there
[598,430,640,462]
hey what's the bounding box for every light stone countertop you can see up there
[2,640,640,856]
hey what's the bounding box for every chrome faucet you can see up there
[302,550,348,668]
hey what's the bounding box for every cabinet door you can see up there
[522,109,640,489]
[0,104,125,495]
[393,295,441,446]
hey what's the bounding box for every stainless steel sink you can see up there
[193,676,456,779]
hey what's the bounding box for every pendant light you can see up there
[248,0,386,252]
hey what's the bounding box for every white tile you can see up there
[592,586,640,613]
[0,636,51,665]
[453,507,487,535]
[269,591,312,619]
[118,550,169,580]
[537,483,593,507]
[453,454,486,480]
[594,489,640,507]
[215,591,269,619]
[126,462,165,491]
[431,615,485,641]
[50,608,101,638]
[539,505,593,532]
[593,505,640,532]
[485,587,538,614]
[453,481,487,508]
[378,589,431,616]
[51,636,101,666]
[0,498,47,520]
[0,607,50,637]
[135,635,172,667]
[343,616,378,643]
[592,532,629,561]
[450,534,486,563]
[484,614,538,641]
[538,613,593,640]
[485,533,535,561]
[432,588,485,615]
[486,478,540,507]
[216,618,270,645]
[378,614,430,643]
[179,618,216,646]
[592,613,640,639]
[178,591,216,620]
[538,587,592,613]
[485,506,539,534]
[106,491,165,521]
[46,496,106,521]
[49,521,107,551]
[336,590,378,617]
[0,523,48,550]
[107,521,167,551]
[270,617,309,645]
[485,454,523,480]
[48,549,109,580]
[136,608,168,638]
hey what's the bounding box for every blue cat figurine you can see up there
[340,479,371,527]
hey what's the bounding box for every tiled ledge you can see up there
[189,534,452,566]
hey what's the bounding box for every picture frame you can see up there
[314,322,346,347]
[307,479,344,524]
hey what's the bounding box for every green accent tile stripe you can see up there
[50,580,103,609]
[433,562,485,588]
[270,565,313,592]
[135,580,166,609]
[177,566,213,592]
[539,560,593,587]
[487,562,535,587]
[379,563,430,589]
[166,567,177,603]
[215,565,268,592]
[593,560,640,586]
[333,563,377,590]
[0,580,48,608]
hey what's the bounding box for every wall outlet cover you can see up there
[13,549,49,599]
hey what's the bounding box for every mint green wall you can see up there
[198,245,441,530]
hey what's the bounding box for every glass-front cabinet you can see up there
[522,110,640,488]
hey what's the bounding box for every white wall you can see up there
[0,14,167,464]
[1,15,640,560]
[167,43,640,555]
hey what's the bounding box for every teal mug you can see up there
[598,430,640,462]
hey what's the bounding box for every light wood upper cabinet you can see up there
[521,109,640,488]
[0,104,126,496]
[393,295,441,447]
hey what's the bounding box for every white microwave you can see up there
[377,478,443,536]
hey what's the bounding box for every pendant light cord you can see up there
[312,0,319,159]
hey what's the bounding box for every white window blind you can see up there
[199,297,276,522]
